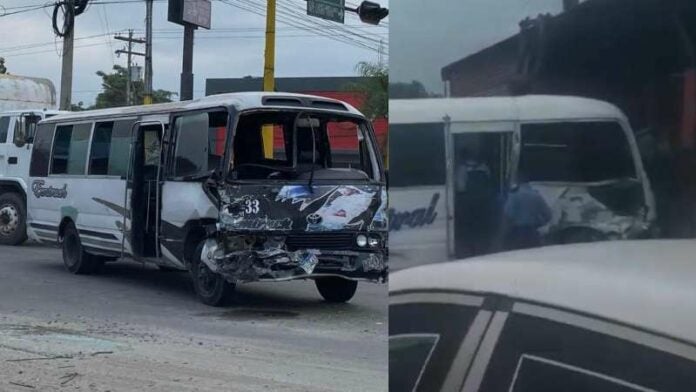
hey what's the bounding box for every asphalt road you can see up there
[0,244,387,392]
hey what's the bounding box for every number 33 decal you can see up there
[244,199,260,214]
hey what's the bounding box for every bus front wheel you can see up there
[315,277,358,303]
[190,241,235,307]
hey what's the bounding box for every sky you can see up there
[390,0,568,95]
[0,0,388,106]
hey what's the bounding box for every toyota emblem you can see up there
[307,213,323,225]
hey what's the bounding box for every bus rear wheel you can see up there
[62,222,99,274]
[190,241,235,307]
[0,193,27,246]
[315,277,358,303]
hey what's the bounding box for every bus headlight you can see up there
[356,234,368,247]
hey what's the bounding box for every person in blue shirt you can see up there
[503,172,553,250]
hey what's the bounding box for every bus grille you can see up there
[285,233,355,251]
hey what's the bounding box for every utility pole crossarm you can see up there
[115,50,146,57]
[114,36,147,44]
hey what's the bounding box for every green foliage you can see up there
[93,65,176,109]
[389,80,440,99]
[347,61,388,119]
[70,102,86,111]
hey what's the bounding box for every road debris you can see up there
[59,372,79,385]
[9,381,35,389]
[6,355,71,362]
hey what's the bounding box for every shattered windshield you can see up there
[519,121,636,182]
[229,111,379,182]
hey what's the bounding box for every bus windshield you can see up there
[229,111,379,182]
[519,121,636,183]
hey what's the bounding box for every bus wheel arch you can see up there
[183,223,209,268]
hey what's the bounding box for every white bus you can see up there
[0,109,64,245]
[389,95,655,269]
[27,92,388,306]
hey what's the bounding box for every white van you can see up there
[27,92,387,306]
[389,95,655,269]
[0,110,64,245]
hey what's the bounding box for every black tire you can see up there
[189,241,234,306]
[0,192,27,246]
[157,265,181,272]
[62,222,97,275]
[315,277,358,303]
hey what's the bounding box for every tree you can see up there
[389,80,438,99]
[70,101,86,111]
[0,57,7,74]
[347,61,387,119]
[93,65,176,109]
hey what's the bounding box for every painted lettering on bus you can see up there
[31,180,68,199]
[388,193,440,231]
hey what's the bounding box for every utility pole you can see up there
[180,25,195,101]
[126,30,133,105]
[263,0,276,93]
[261,0,276,158]
[144,0,154,104]
[115,32,146,106]
[59,0,75,110]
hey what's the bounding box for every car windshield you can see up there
[228,110,379,182]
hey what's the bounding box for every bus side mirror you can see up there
[13,118,26,148]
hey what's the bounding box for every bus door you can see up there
[446,121,514,259]
[125,121,164,259]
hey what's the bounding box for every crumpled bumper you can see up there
[200,237,388,284]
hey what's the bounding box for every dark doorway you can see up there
[452,132,512,258]
[129,123,163,258]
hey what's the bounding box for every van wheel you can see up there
[0,193,27,246]
[190,241,234,306]
[62,222,97,274]
[315,277,358,303]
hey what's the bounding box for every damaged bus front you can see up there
[199,106,388,303]
[519,120,656,244]
[27,93,386,306]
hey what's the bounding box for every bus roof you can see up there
[390,95,628,125]
[42,92,363,123]
[390,240,696,344]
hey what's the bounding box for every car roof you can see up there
[389,95,628,125]
[390,240,696,344]
[43,92,363,123]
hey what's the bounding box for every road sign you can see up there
[168,0,212,29]
[307,0,345,24]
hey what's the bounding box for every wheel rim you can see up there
[197,262,218,297]
[0,204,19,236]
[64,233,80,267]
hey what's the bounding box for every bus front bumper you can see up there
[200,238,388,284]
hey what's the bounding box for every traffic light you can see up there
[356,1,388,25]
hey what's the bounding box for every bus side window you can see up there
[390,123,446,187]
[51,123,92,175]
[88,120,132,177]
[0,117,9,144]
[172,111,227,178]
[30,123,56,177]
